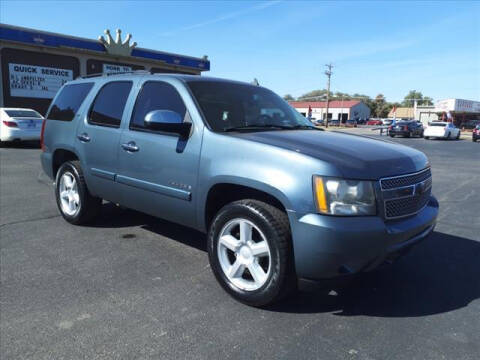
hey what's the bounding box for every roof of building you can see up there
[388,107,414,118]
[0,23,210,71]
[289,100,362,109]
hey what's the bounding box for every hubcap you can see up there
[217,218,271,291]
[59,172,80,216]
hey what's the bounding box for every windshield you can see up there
[187,81,314,132]
[5,110,42,118]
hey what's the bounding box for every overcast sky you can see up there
[2,0,479,102]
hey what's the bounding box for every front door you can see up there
[75,80,134,203]
[116,80,202,229]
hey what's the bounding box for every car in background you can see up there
[389,121,424,138]
[424,122,460,140]
[472,125,480,142]
[367,118,383,126]
[346,119,357,127]
[328,119,340,126]
[0,108,44,144]
[382,118,395,126]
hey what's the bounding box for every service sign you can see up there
[9,63,73,99]
[103,64,132,74]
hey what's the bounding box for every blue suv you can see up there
[41,73,438,306]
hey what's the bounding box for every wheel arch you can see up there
[202,180,291,233]
[52,147,81,178]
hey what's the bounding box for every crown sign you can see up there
[99,29,137,56]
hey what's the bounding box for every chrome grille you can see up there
[380,168,432,219]
[380,168,431,190]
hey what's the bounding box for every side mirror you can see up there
[144,110,192,139]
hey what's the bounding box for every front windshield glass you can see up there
[187,80,314,132]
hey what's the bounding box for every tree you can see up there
[298,89,328,101]
[402,90,433,106]
[283,94,295,101]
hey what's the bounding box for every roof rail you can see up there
[76,69,152,79]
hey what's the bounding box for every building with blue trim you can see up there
[0,23,210,114]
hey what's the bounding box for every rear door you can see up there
[116,80,202,228]
[75,80,135,203]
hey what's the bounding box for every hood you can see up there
[229,130,429,180]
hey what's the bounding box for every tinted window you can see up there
[47,83,93,121]
[130,81,186,130]
[187,81,313,132]
[5,110,42,118]
[88,81,132,127]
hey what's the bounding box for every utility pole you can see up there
[324,63,333,128]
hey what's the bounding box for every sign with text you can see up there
[9,63,73,99]
[102,64,132,74]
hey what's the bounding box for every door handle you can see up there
[77,133,91,142]
[121,141,139,152]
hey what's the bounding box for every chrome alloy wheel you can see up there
[217,218,271,291]
[59,172,80,216]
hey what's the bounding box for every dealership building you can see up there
[289,100,371,122]
[0,23,210,115]
[434,98,480,127]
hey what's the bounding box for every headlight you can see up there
[313,176,376,216]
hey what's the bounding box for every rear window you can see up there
[47,83,94,121]
[430,123,447,127]
[5,110,42,118]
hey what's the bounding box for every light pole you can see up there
[324,63,333,128]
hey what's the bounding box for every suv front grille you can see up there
[380,167,431,190]
[380,168,432,219]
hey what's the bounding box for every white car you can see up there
[424,122,460,140]
[0,108,44,143]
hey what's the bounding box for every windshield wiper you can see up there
[286,125,324,131]
[223,124,324,132]
[223,124,290,132]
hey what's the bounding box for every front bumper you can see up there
[288,195,438,284]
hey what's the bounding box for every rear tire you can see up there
[424,136,429,140]
[207,199,296,307]
[405,132,411,138]
[456,132,460,140]
[55,160,101,225]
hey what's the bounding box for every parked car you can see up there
[0,107,44,144]
[328,119,340,126]
[312,118,324,126]
[382,118,394,126]
[345,119,357,127]
[472,125,480,142]
[366,118,383,126]
[424,122,460,140]
[41,74,438,306]
[389,121,424,138]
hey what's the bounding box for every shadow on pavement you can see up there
[0,140,40,149]
[89,203,207,252]
[270,231,480,317]
[89,204,479,318]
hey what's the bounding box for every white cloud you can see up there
[159,1,281,36]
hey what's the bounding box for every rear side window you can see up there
[130,81,186,131]
[88,81,132,128]
[47,83,94,121]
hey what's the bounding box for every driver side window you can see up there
[130,81,187,131]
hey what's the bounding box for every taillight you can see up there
[403,126,408,131]
[2,120,18,127]
[388,126,392,130]
[40,119,47,152]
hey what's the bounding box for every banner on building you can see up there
[8,63,73,99]
[102,64,132,74]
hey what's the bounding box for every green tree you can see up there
[283,94,295,101]
[402,90,433,106]
[298,89,328,101]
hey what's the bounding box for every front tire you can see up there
[207,200,295,306]
[55,161,101,225]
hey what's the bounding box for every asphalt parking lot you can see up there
[1,136,479,360]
